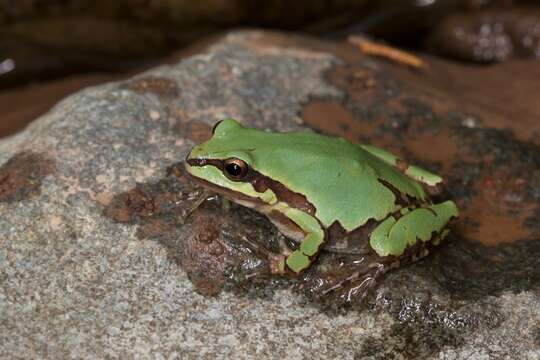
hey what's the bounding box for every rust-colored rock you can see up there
[0,151,54,202]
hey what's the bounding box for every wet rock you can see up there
[0,30,539,358]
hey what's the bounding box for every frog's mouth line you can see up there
[186,158,316,216]
[186,167,271,211]
[187,162,309,246]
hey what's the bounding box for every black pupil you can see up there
[226,163,242,176]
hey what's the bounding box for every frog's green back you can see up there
[191,119,429,231]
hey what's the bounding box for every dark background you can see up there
[1,0,538,138]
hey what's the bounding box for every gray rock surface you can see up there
[1,31,539,359]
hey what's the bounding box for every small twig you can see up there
[348,35,426,70]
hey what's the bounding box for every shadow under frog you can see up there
[100,160,539,354]
[102,162,540,306]
[103,163,286,296]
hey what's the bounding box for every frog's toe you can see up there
[298,260,386,304]
[336,274,378,303]
[227,254,272,284]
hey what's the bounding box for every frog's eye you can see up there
[223,158,248,180]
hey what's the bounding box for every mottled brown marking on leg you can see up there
[325,219,378,255]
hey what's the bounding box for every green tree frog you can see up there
[185,119,458,277]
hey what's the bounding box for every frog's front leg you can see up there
[233,204,324,276]
[276,206,325,274]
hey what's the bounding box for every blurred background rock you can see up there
[0,0,539,137]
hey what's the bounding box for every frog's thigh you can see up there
[360,144,442,186]
[281,208,325,273]
[370,200,458,256]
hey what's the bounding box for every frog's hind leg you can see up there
[323,262,387,304]
[359,144,443,188]
[299,254,390,304]
[369,200,459,257]
[300,234,439,304]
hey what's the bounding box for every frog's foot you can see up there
[233,234,287,277]
[181,189,214,224]
[299,257,388,304]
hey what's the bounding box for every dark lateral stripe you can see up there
[377,178,425,207]
[187,157,316,215]
[249,170,316,216]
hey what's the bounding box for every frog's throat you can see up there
[186,160,326,273]
[185,170,266,208]
[186,160,322,237]
[187,172,307,243]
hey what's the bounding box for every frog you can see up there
[184,118,458,299]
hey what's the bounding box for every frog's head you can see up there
[185,119,278,208]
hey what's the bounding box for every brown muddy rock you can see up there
[0,30,538,359]
[299,38,540,348]
[0,151,54,202]
[304,33,540,246]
